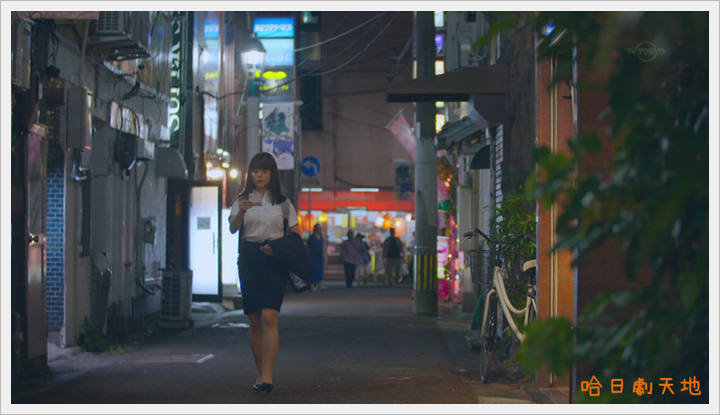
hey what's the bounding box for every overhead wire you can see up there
[307,12,400,77]
[293,12,387,52]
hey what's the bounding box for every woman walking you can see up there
[229,152,300,394]
[307,223,327,290]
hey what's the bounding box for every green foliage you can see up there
[485,189,537,336]
[486,189,536,261]
[78,317,110,353]
[506,11,709,404]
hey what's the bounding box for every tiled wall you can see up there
[46,105,65,332]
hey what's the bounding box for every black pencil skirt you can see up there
[238,240,289,315]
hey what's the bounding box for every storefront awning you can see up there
[385,63,509,124]
[298,189,413,212]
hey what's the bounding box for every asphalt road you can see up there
[11,282,535,406]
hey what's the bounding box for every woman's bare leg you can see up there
[260,308,279,384]
[248,313,264,384]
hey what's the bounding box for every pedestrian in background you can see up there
[355,233,370,285]
[229,152,300,394]
[307,224,327,290]
[382,228,404,286]
[339,230,361,288]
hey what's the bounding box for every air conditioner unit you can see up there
[91,11,152,61]
[159,269,193,329]
[89,11,133,42]
[11,19,32,90]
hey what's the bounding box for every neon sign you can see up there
[253,17,294,38]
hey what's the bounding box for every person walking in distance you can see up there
[228,152,301,394]
[355,233,370,285]
[382,228,404,286]
[307,224,327,290]
[339,230,361,288]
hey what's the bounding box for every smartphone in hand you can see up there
[249,192,263,206]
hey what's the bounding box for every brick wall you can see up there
[46,104,65,332]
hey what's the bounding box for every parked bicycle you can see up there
[462,228,537,383]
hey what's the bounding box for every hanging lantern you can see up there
[303,212,315,232]
[374,212,385,228]
[297,213,303,230]
[393,217,407,238]
[318,212,328,223]
[382,213,392,230]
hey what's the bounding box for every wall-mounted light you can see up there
[222,162,230,169]
[350,188,379,192]
[207,169,224,180]
[230,169,239,179]
[206,162,213,169]
[216,148,224,155]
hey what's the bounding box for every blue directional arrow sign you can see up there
[301,156,321,177]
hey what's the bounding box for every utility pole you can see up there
[414,11,438,316]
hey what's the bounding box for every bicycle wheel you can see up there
[480,294,498,383]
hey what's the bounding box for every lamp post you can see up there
[239,33,267,168]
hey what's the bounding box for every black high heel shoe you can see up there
[253,382,274,394]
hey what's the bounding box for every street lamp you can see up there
[239,33,267,168]
[240,33,266,79]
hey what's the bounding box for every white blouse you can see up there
[229,190,299,243]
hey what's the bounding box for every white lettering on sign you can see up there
[254,24,294,33]
[169,13,184,140]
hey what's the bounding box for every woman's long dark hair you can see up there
[237,152,287,205]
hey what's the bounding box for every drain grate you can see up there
[134,354,214,364]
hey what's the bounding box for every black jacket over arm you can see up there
[268,233,314,286]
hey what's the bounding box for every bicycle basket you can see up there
[468,249,494,286]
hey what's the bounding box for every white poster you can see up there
[261,102,295,170]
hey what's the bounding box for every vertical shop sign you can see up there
[169,11,185,147]
[254,16,296,170]
[261,102,295,169]
[437,236,450,299]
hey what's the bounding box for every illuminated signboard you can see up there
[435,33,445,56]
[257,68,295,99]
[254,17,295,38]
[204,16,219,39]
[168,11,185,143]
[434,11,445,28]
[260,38,295,67]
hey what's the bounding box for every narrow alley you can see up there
[12,282,535,405]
